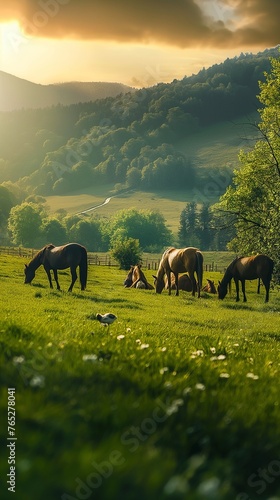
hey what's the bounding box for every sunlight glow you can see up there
[0,21,26,57]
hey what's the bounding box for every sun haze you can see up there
[0,1,279,85]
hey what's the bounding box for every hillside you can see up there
[0,47,278,195]
[0,71,134,112]
[43,115,259,233]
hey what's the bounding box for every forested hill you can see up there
[0,47,279,195]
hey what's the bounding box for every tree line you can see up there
[0,195,228,256]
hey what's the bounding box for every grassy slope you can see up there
[44,115,260,235]
[0,254,279,500]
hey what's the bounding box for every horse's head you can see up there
[24,264,35,284]
[207,279,217,294]
[217,280,227,299]
[124,266,134,287]
[152,274,165,294]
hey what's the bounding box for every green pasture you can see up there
[45,187,200,235]
[0,254,280,500]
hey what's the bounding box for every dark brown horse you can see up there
[124,265,154,289]
[154,247,203,297]
[24,243,88,292]
[218,254,274,303]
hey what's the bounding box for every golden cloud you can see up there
[0,0,279,48]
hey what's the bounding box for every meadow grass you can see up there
[0,255,280,500]
[45,187,201,235]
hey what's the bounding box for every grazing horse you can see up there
[125,264,154,290]
[24,243,88,292]
[154,247,203,297]
[218,254,274,303]
[202,279,217,294]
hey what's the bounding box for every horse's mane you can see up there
[28,244,54,266]
[222,256,241,284]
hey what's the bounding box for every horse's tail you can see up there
[196,251,203,297]
[79,247,88,290]
[269,258,274,280]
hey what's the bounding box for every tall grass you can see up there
[0,255,279,500]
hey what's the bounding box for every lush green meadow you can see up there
[0,254,280,500]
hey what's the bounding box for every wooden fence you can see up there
[0,246,220,272]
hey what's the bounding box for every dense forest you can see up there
[0,47,278,197]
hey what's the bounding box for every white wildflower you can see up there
[246,372,259,380]
[30,375,45,388]
[195,383,206,391]
[82,354,98,362]
[13,356,25,364]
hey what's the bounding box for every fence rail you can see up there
[0,246,220,272]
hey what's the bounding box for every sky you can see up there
[0,0,279,87]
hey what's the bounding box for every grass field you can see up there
[45,187,204,236]
[0,254,280,500]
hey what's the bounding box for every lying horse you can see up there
[24,243,88,292]
[160,273,195,292]
[154,247,203,297]
[124,265,154,290]
[202,279,217,294]
[218,254,274,303]
[124,266,134,287]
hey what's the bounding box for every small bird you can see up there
[96,313,117,326]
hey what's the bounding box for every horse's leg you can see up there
[262,278,270,302]
[44,267,53,289]
[234,278,240,302]
[53,269,60,291]
[257,278,261,294]
[174,273,179,296]
[241,280,247,302]
[166,271,172,295]
[68,267,77,292]
[189,271,196,296]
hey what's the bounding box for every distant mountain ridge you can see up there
[0,71,135,112]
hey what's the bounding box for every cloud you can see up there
[0,0,279,49]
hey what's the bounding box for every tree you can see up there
[41,218,67,245]
[109,208,172,251]
[110,237,142,270]
[197,203,213,250]
[8,203,43,247]
[69,218,104,251]
[178,206,188,246]
[185,202,201,247]
[213,52,280,279]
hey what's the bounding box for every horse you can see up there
[217,254,274,303]
[161,273,195,292]
[125,264,154,290]
[202,279,217,294]
[123,266,134,287]
[154,247,203,297]
[24,243,88,292]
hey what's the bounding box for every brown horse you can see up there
[202,279,217,294]
[218,254,274,303]
[24,243,88,292]
[154,247,203,297]
[124,265,154,289]
[161,273,195,292]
